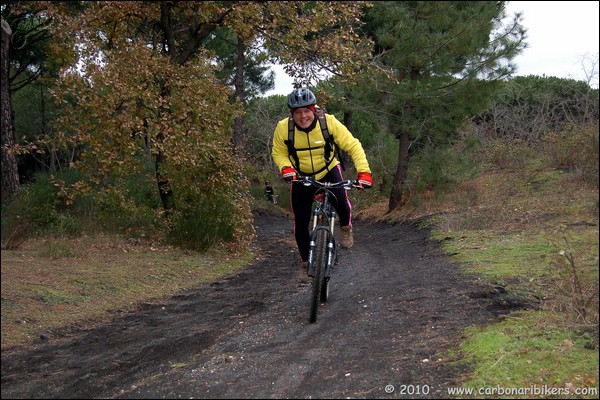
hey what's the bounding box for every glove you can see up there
[281,166,297,182]
[357,172,373,190]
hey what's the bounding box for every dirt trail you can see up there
[1,212,518,399]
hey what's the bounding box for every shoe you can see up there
[340,225,353,248]
[298,261,312,284]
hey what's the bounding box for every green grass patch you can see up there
[39,242,78,259]
[454,311,599,399]
[433,230,557,281]
[28,285,89,305]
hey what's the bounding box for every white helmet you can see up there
[287,88,316,109]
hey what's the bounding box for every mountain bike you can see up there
[264,185,278,204]
[299,176,359,323]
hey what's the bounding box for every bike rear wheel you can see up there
[309,229,328,323]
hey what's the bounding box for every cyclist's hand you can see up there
[281,166,297,182]
[357,172,373,190]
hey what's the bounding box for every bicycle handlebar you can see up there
[297,175,359,190]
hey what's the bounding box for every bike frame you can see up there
[299,176,357,323]
[307,189,337,279]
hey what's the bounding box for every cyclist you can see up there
[271,87,373,283]
[264,181,275,203]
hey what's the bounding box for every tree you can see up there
[1,16,19,204]
[474,75,599,142]
[205,27,275,100]
[579,52,599,89]
[43,1,372,247]
[355,1,527,211]
[204,27,275,154]
[1,1,54,93]
[244,95,289,170]
[2,1,86,181]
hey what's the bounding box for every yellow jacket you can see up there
[272,112,371,180]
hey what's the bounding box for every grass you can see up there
[454,311,598,399]
[1,234,253,349]
[378,157,599,398]
[439,230,557,280]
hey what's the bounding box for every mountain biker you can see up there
[271,87,373,283]
[264,181,275,203]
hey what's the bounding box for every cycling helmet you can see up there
[287,88,317,109]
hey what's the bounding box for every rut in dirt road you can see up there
[1,212,525,399]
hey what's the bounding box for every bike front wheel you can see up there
[309,229,328,323]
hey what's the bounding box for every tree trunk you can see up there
[1,18,19,205]
[154,86,173,211]
[155,144,173,212]
[388,130,409,212]
[343,110,353,131]
[341,110,353,169]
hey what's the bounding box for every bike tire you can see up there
[309,229,328,323]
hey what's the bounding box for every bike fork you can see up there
[325,212,337,279]
[307,206,322,277]
[307,239,315,277]
[325,240,335,280]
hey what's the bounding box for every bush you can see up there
[1,174,65,248]
[2,174,60,228]
[167,195,236,251]
[408,137,480,197]
[90,185,156,234]
[542,125,599,187]
[482,137,538,171]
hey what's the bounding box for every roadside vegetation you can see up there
[2,2,598,398]
[371,125,599,398]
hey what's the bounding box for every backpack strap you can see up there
[284,117,300,170]
[315,108,346,171]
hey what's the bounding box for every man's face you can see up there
[292,107,315,130]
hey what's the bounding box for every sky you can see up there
[265,1,599,96]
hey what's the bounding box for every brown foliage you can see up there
[34,1,373,247]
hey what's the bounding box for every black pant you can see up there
[291,165,352,262]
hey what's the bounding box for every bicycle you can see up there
[265,192,278,204]
[299,176,359,323]
[264,185,278,204]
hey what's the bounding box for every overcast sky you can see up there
[507,1,599,85]
[266,1,599,96]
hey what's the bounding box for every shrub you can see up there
[167,195,236,251]
[542,125,599,187]
[408,137,480,197]
[1,174,65,248]
[482,137,538,170]
[90,185,156,235]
